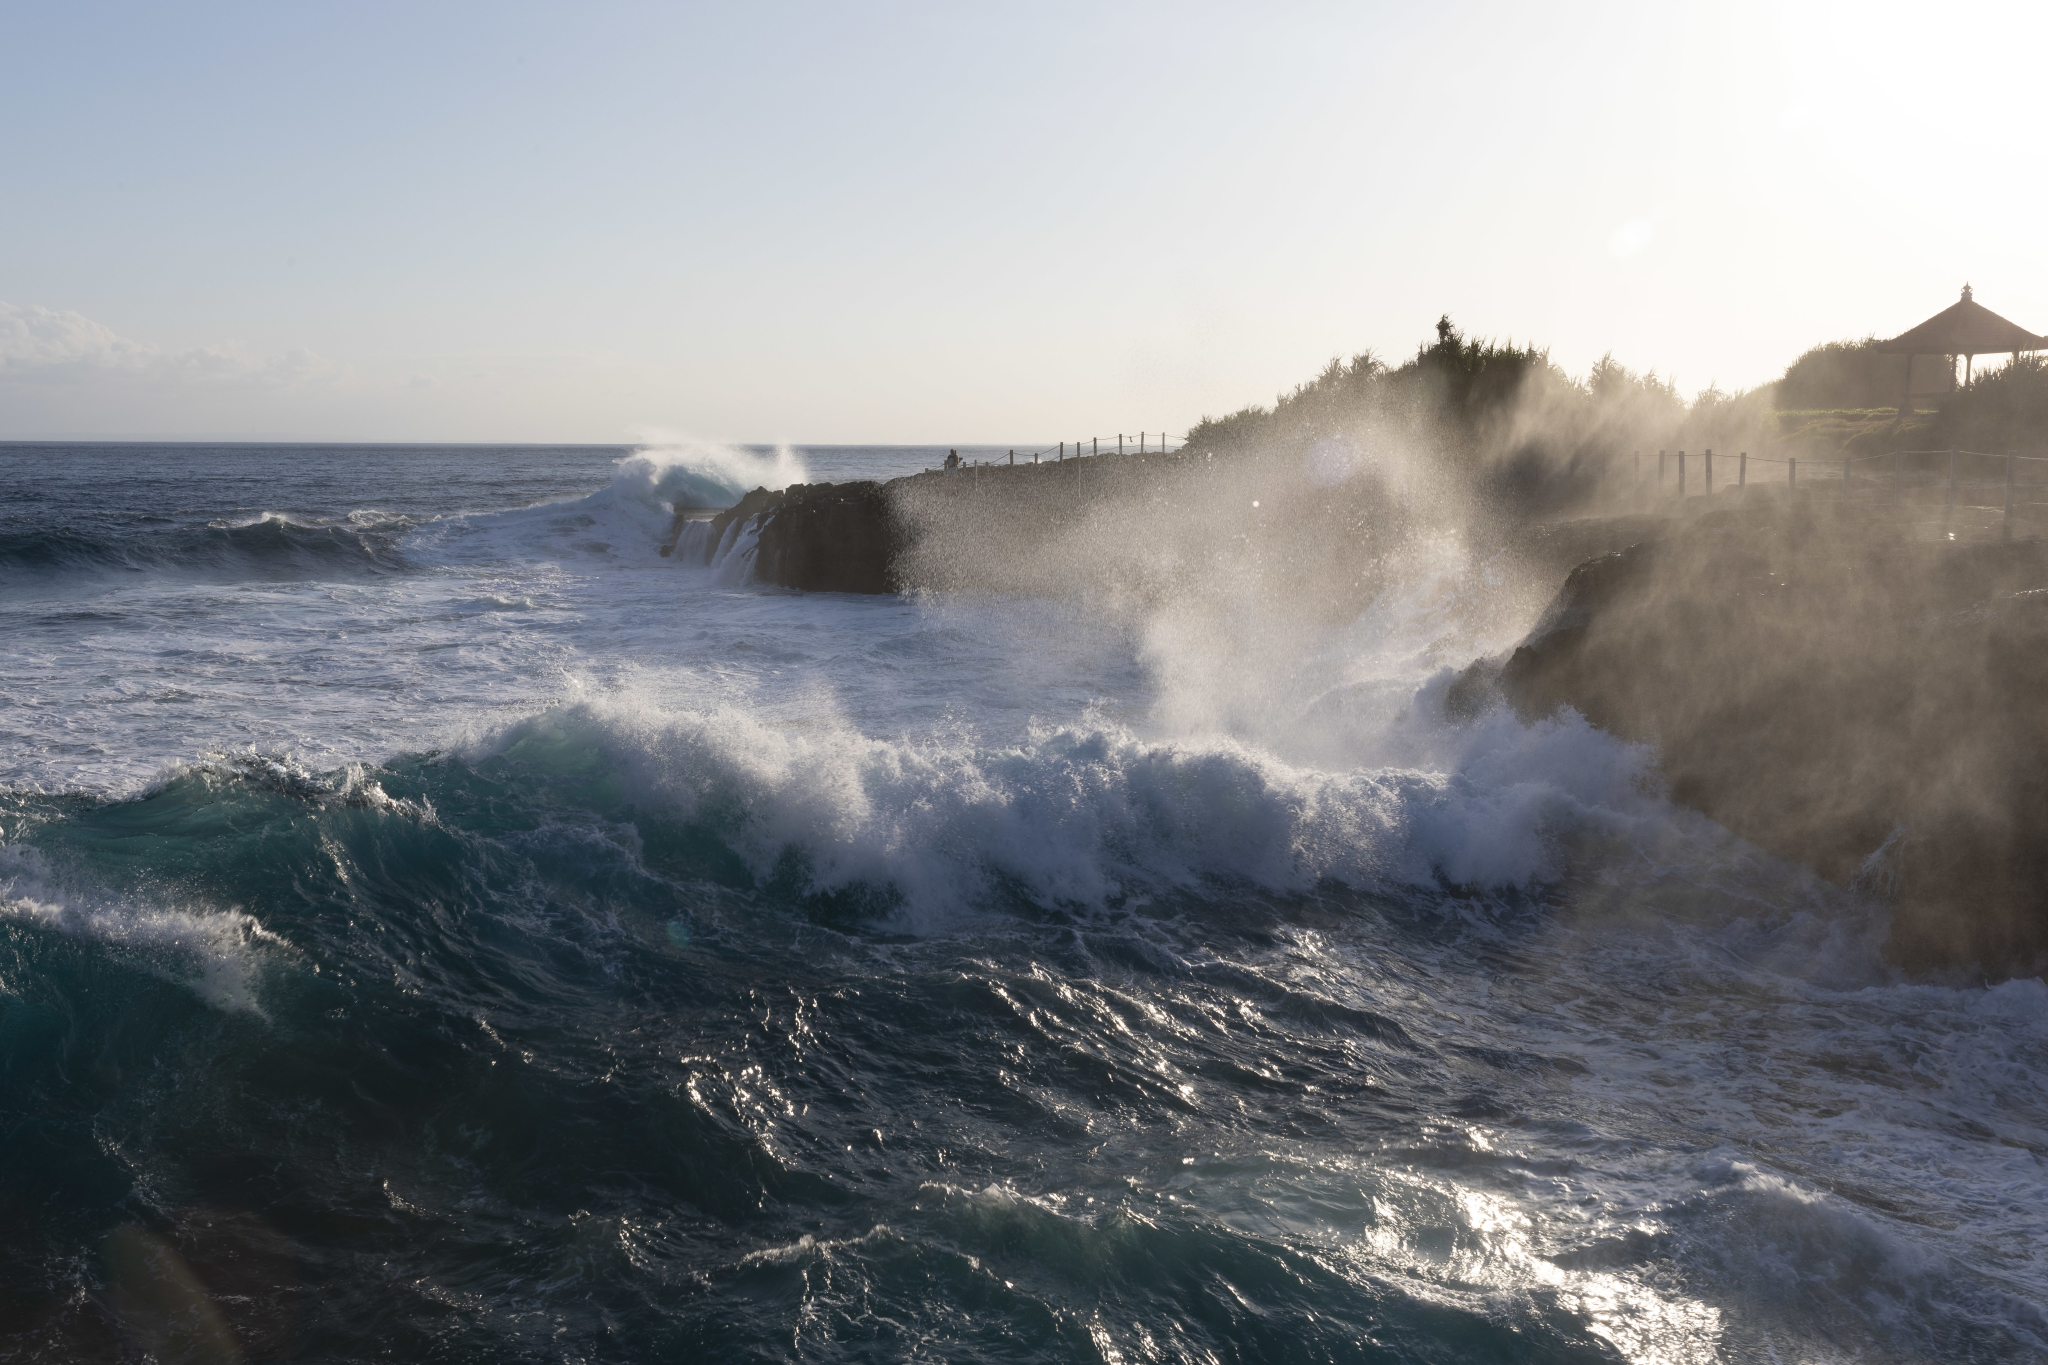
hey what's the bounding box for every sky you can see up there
[3,0,2044,443]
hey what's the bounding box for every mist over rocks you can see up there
[686,461,2048,981]
[1462,496,2048,979]
[667,447,1437,611]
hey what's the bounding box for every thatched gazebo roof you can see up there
[1876,285,2046,357]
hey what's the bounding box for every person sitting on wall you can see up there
[943,449,959,471]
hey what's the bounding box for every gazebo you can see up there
[1877,284,2047,415]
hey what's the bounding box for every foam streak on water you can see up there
[0,441,2043,1363]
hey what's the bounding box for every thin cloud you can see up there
[0,301,339,387]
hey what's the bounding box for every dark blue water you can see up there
[3,442,2044,1363]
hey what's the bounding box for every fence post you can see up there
[1059,441,1065,460]
[2004,453,2015,540]
[1739,450,1747,488]
[1705,448,1714,495]
[1009,449,1015,465]
[1789,456,1798,494]
[1678,450,1687,499]
[1119,434,1124,455]
[1093,437,1098,457]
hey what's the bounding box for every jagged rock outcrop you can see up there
[663,448,1475,612]
[666,481,898,593]
[1459,495,2048,977]
[662,454,1199,596]
[749,481,896,593]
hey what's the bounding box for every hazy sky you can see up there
[4,1,2042,442]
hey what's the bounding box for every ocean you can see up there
[1,440,2044,1362]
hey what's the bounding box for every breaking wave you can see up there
[457,684,1661,924]
[0,513,415,581]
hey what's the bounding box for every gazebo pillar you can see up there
[1875,285,2047,416]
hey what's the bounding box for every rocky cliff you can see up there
[1457,494,2048,978]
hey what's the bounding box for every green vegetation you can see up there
[1186,315,2048,517]
[1936,354,2048,455]
[1767,350,2048,458]
[1775,408,1935,458]
[1775,338,1921,410]
[1185,315,1769,516]
[1764,336,2048,454]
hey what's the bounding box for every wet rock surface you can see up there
[750,481,897,594]
[673,481,899,593]
[668,456,1188,597]
[1464,495,2048,978]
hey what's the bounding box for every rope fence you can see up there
[927,435,2046,545]
[928,430,1185,474]
[1630,446,2048,542]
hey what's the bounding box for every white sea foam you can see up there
[0,845,285,1015]
[174,750,439,822]
[461,670,1661,926]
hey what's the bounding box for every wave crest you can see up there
[0,845,286,1015]
[462,685,1657,925]
[615,438,809,511]
[0,514,412,580]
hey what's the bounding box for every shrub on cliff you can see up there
[1933,355,2048,456]
[1182,316,1767,520]
[1185,318,1566,462]
[1775,337,1917,410]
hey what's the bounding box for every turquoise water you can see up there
[2,442,2044,1362]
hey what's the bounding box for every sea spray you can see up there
[617,435,810,510]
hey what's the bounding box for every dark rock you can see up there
[752,481,897,593]
[664,482,899,592]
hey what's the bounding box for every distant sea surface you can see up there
[2,441,2043,1362]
